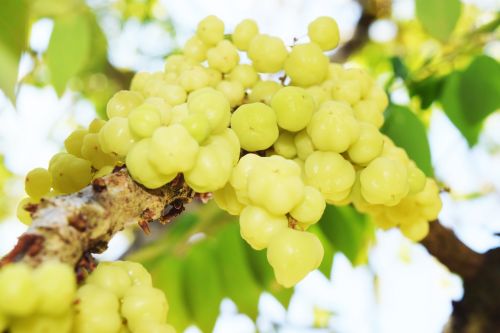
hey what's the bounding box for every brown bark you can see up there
[421,222,484,280]
[330,0,392,63]
[421,222,500,333]
[2,1,497,329]
[340,1,500,330]
[1,166,498,332]
[330,10,375,63]
[0,169,195,270]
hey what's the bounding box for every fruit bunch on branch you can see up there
[1,15,443,333]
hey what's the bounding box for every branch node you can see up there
[196,193,212,204]
[138,220,151,235]
[0,234,45,267]
[24,202,39,215]
[75,252,97,283]
[68,213,88,232]
[91,178,107,193]
[159,202,186,225]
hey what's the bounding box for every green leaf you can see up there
[308,224,335,277]
[318,205,374,266]
[83,14,108,73]
[0,0,29,103]
[416,0,461,41]
[183,241,224,333]
[130,205,300,329]
[438,57,500,146]
[244,242,293,307]
[46,14,91,95]
[382,105,434,176]
[440,72,481,146]
[150,256,192,332]
[214,223,262,319]
[459,56,500,124]
[165,213,202,244]
[409,76,445,109]
[390,57,409,80]
[126,213,201,265]
[31,0,83,18]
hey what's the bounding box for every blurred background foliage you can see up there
[0,0,499,332]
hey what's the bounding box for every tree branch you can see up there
[330,10,375,63]
[421,222,485,280]
[0,169,195,269]
[421,221,500,333]
[2,152,498,333]
[329,0,393,63]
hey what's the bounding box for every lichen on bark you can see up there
[0,168,195,269]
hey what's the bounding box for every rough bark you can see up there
[421,222,485,280]
[1,166,499,332]
[338,1,500,330]
[3,0,499,321]
[421,222,500,333]
[0,168,195,271]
